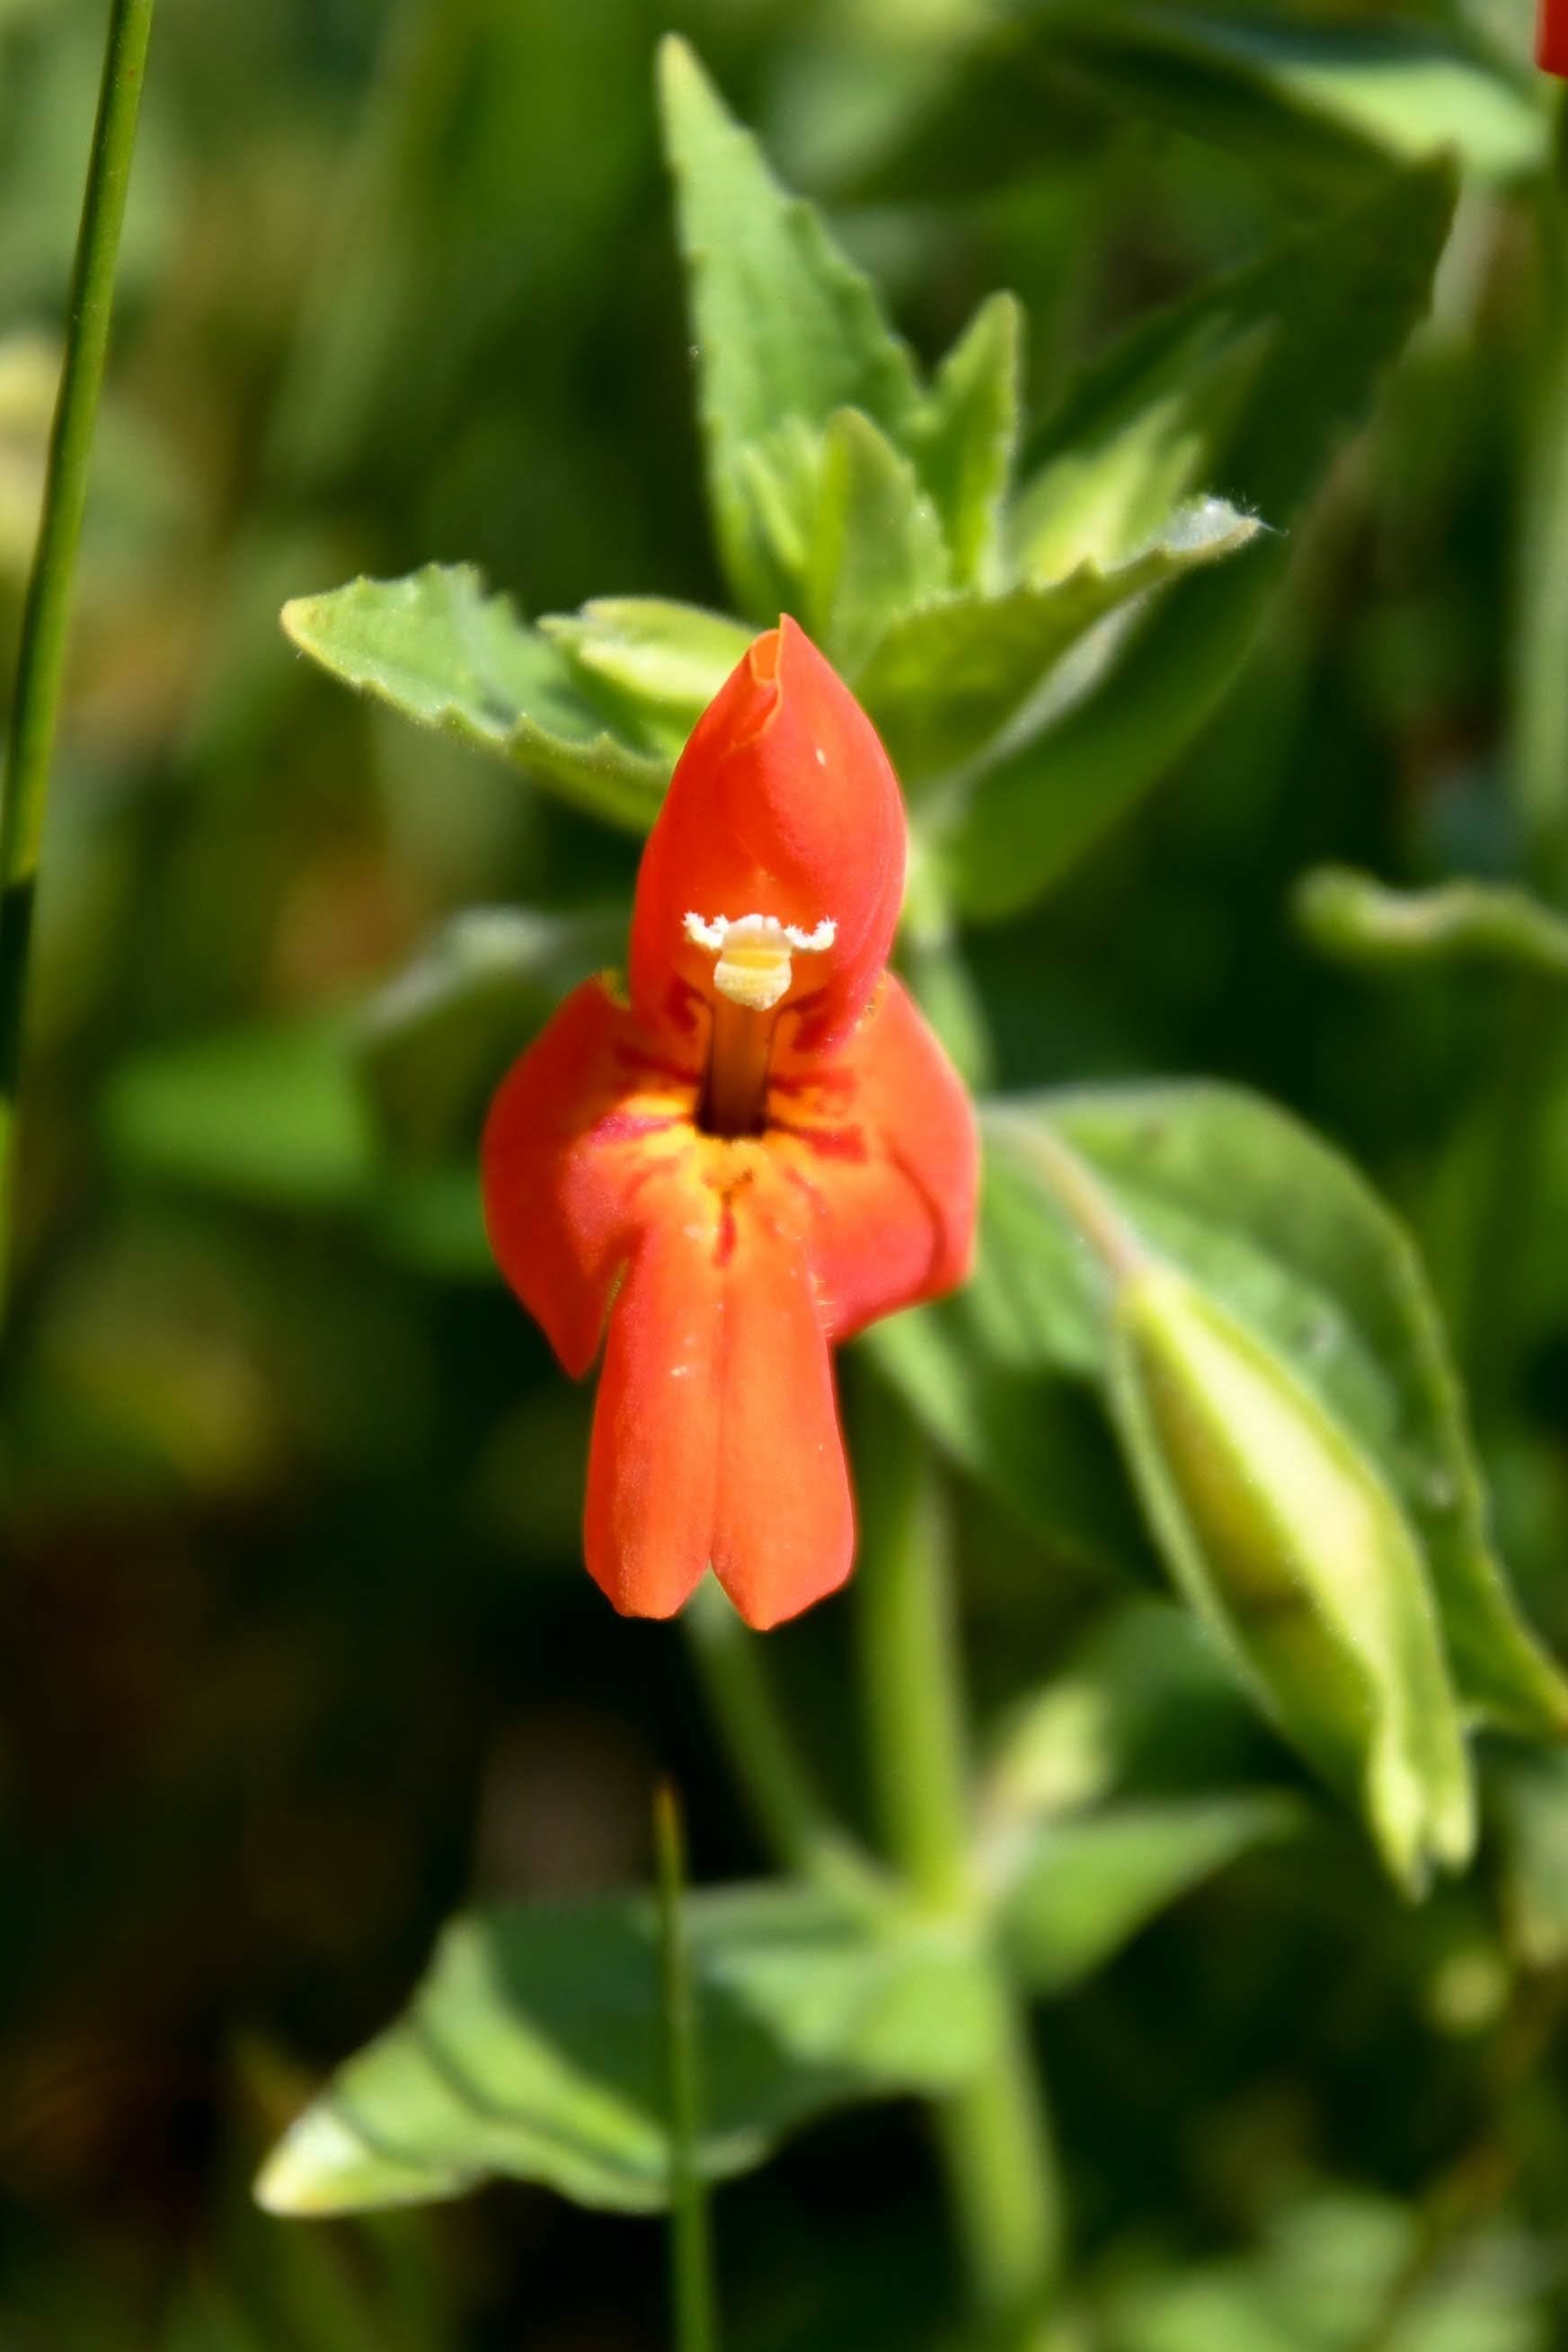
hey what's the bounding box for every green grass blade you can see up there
[0,0,156,1314]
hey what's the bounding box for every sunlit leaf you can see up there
[538,599,754,739]
[283,567,670,832]
[1009,311,1264,582]
[256,1883,997,2215]
[862,497,1259,783]
[721,415,827,628]
[658,35,921,618]
[907,289,1023,593]
[807,407,949,675]
[947,159,1457,916]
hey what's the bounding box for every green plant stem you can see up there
[854,1374,1066,2348]
[684,1580,881,1902]
[654,1782,717,2352]
[0,0,155,1313]
[985,1105,1147,1287]
[1469,91,1568,1416]
[1461,978,1558,1419]
[1513,90,1568,896]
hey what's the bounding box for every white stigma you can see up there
[682,910,837,1012]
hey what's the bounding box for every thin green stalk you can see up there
[684,1578,881,1901]
[654,1781,717,2352]
[0,0,155,1309]
[856,1403,972,1914]
[1513,91,1568,896]
[854,1375,1066,2349]
[1459,977,1558,1416]
[984,1105,1147,1286]
[1467,92,1568,1414]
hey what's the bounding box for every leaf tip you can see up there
[279,593,320,652]
[252,2105,359,2215]
[655,31,713,138]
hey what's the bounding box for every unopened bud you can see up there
[1110,1265,1474,1895]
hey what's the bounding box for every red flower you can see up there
[483,618,978,1629]
[1543,0,1568,73]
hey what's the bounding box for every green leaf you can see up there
[1008,311,1264,583]
[1295,865,1568,981]
[907,290,1023,593]
[961,1132,1106,1376]
[1491,1750,1568,1971]
[1056,8,1545,197]
[1014,157,1450,537]
[720,415,826,628]
[105,1017,374,1212]
[282,567,670,833]
[369,1165,490,1283]
[986,1086,1568,1747]
[982,1601,1261,1827]
[997,1795,1299,1994]
[357,905,624,1161]
[861,1297,1155,1580]
[1101,2188,1546,2352]
[100,1013,495,1280]
[539,599,754,740]
[862,497,1260,784]
[946,159,1458,917]
[943,554,1272,916]
[255,1883,997,2216]
[806,407,949,675]
[658,36,921,618]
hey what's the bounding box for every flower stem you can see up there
[654,1781,718,2352]
[1512,89,1568,895]
[0,0,155,1315]
[683,1578,881,1902]
[1471,90,1568,1415]
[853,1371,1066,2348]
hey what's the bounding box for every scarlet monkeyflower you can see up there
[1544,0,1568,72]
[483,618,978,1629]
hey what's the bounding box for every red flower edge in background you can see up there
[1543,0,1568,74]
[483,619,979,1629]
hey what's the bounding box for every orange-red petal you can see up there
[583,1219,719,1620]
[630,618,905,1047]
[583,1205,853,1628]
[709,1220,855,1629]
[481,978,699,1378]
[1542,0,1568,74]
[770,975,979,1340]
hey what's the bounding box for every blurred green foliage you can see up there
[5,0,1568,2347]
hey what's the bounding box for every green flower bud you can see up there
[1110,1264,1474,1895]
